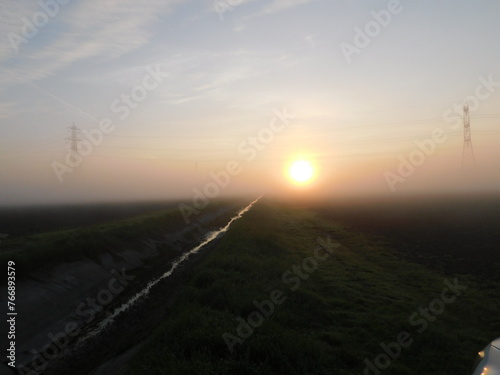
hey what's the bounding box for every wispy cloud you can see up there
[0,0,183,86]
[164,95,201,106]
[0,101,18,119]
[208,0,322,19]
[0,1,39,60]
[260,0,324,15]
[235,0,325,26]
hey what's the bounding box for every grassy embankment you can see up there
[126,199,500,375]
[0,200,241,279]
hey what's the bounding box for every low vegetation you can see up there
[0,200,240,277]
[125,199,500,375]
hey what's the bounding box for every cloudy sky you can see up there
[1,0,500,205]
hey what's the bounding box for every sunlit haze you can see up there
[1,0,500,205]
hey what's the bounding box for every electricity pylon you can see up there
[462,104,475,173]
[66,124,81,160]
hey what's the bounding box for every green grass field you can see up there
[0,206,182,276]
[0,200,239,277]
[125,199,500,375]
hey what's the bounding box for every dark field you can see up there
[311,193,500,280]
[1,194,499,375]
[0,200,184,238]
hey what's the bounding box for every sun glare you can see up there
[289,160,314,184]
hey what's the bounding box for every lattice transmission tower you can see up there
[462,104,475,173]
[66,124,82,160]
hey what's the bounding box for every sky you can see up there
[1,0,500,205]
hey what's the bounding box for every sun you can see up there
[288,160,314,184]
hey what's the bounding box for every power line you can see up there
[101,113,500,141]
